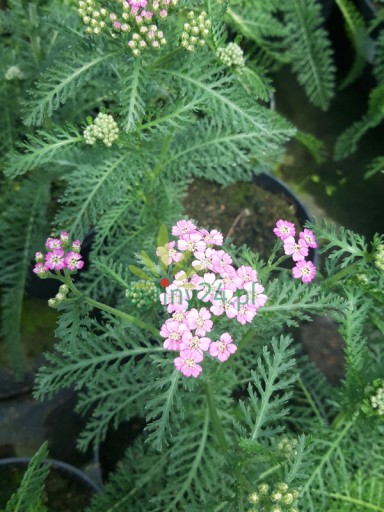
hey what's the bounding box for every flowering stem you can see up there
[84,296,161,337]
[149,131,175,180]
[63,276,160,338]
[322,259,361,288]
[205,379,228,454]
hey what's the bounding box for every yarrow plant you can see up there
[2,1,384,510]
[5,213,384,511]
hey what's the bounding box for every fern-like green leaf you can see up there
[119,58,146,132]
[313,219,368,268]
[373,30,384,84]
[0,177,50,375]
[335,85,384,160]
[295,130,327,164]
[144,360,184,451]
[240,335,297,442]
[335,0,370,88]
[364,155,384,179]
[338,290,371,396]
[5,125,82,178]
[282,0,335,110]
[4,442,50,512]
[23,47,118,125]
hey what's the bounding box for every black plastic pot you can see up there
[0,456,101,510]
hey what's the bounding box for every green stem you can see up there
[149,131,175,180]
[28,4,42,67]
[322,259,361,288]
[237,493,245,512]
[205,379,228,453]
[63,275,160,338]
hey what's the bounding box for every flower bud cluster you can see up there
[248,482,300,512]
[374,244,384,272]
[5,65,24,81]
[48,285,70,309]
[181,11,211,52]
[370,385,384,416]
[83,113,119,147]
[125,280,159,308]
[78,0,108,35]
[216,42,245,68]
[78,0,178,55]
[276,436,298,458]
[127,25,166,56]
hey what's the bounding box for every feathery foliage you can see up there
[2,1,384,510]
[335,0,369,88]
[3,442,50,512]
[0,177,50,374]
[23,46,118,126]
[239,335,297,442]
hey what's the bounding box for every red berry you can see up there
[160,277,170,288]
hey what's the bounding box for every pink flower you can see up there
[60,232,69,247]
[71,240,81,253]
[45,249,65,271]
[172,310,188,324]
[283,236,309,262]
[211,250,233,275]
[156,241,183,265]
[45,237,62,250]
[299,228,317,249]
[160,284,191,313]
[180,331,211,357]
[209,333,237,362]
[244,282,268,309]
[177,233,206,253]
[236,266,258,287]
[191,247,216,271]
[33,262,47,276]
[292,260,317,283]
[64,251,84,271]
[219,270,242,291]
[193,273,220,302]
[172,220,198,240]
[174,349,203,377]
[185,308,213,336]
[210,289,238,318]
[230,295,258,324]
[273,220,296,240]
[199,228,223,246]
[35,252,44,263]
[160,319,188,350]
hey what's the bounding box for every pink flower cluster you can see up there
[159,220,268,378]
[33,232,84,277]
[273,220,317,283]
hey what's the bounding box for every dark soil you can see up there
[183,179,303,261]
[0,463,96,511]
